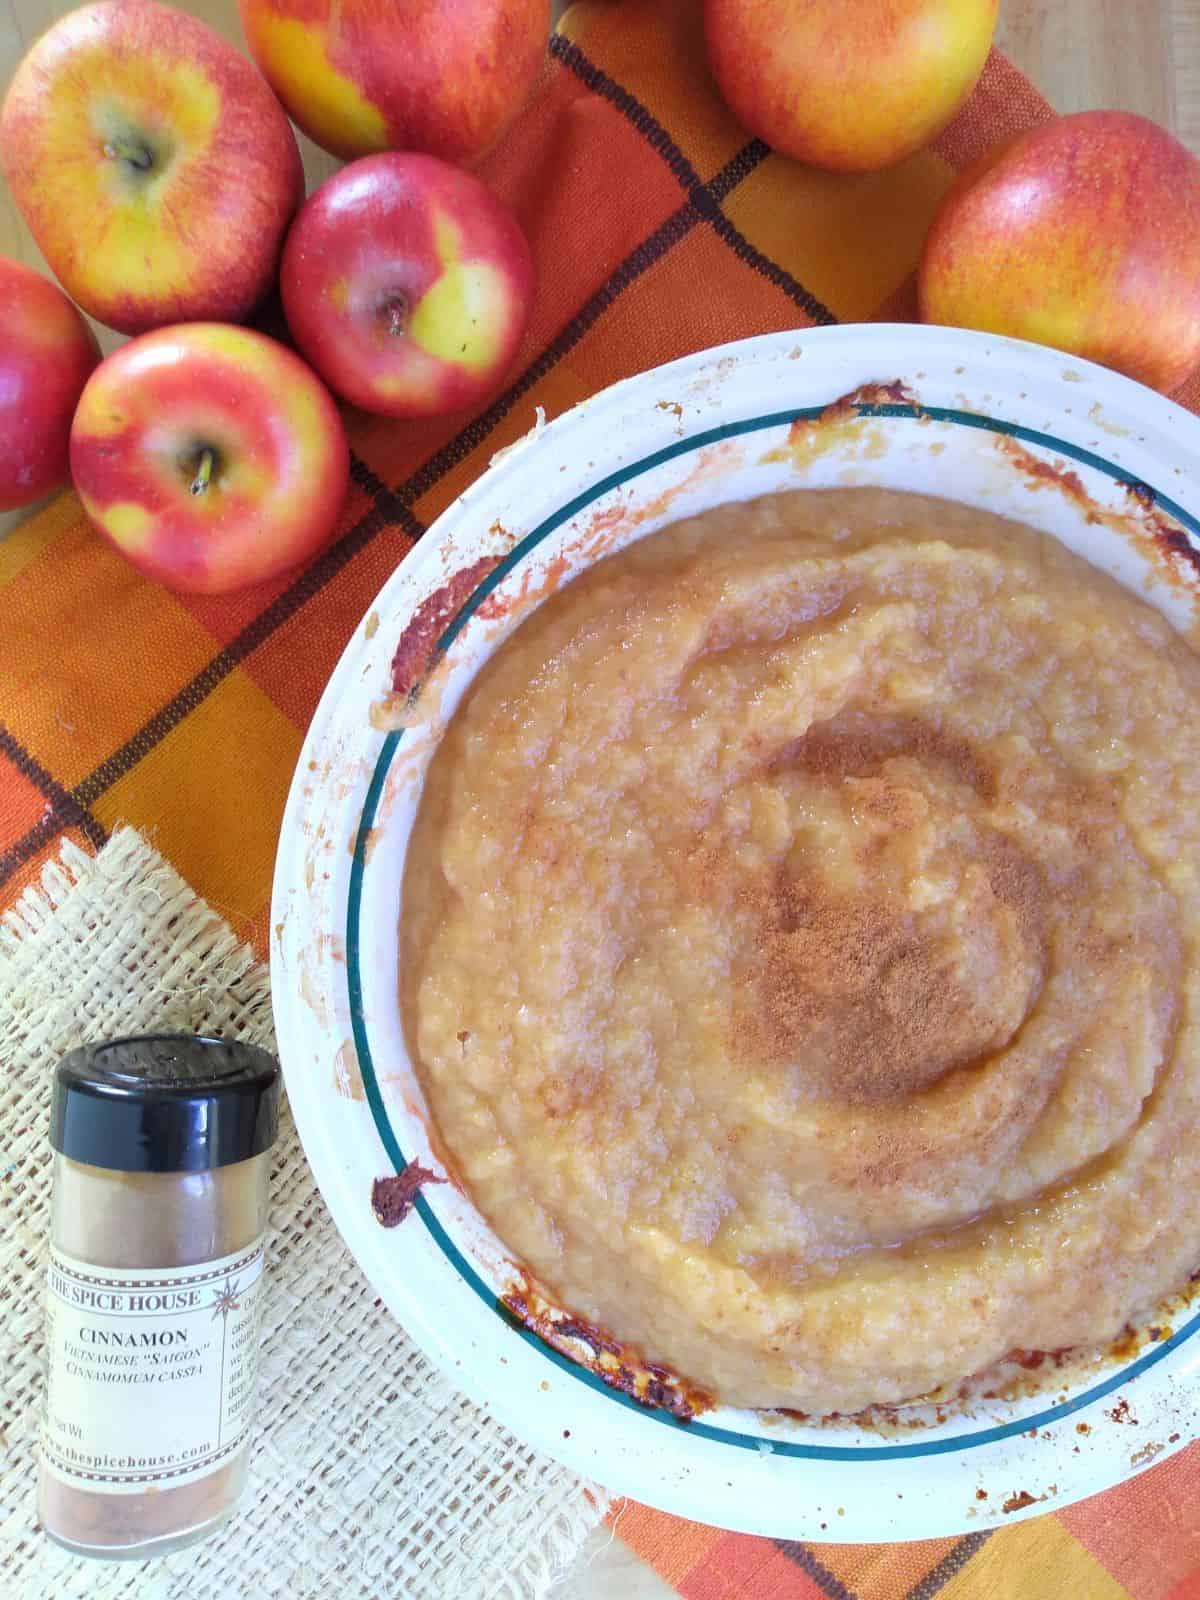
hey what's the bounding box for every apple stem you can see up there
[189,449,215,497]
[383,295,409,337]
[103,139,154,172]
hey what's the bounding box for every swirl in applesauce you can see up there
[400,487,1200,1413]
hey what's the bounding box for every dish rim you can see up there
[273,323,1200,1538]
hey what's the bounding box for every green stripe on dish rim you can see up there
[346,399,1200,1462]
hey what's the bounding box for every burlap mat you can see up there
[0,828,608,1599]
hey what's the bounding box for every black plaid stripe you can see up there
[775,1541,861,1600]
[693,198,838,324]
[549,33,703,192]
[0,38,815,892]
[775,1530,994,1600]
[904,1531,994,1599]
[348,450,387,500]
[709,140,775,202]
[72,493,405,807]
[0,723,109,877]
[349,451,425,539]
[549,34,837,325]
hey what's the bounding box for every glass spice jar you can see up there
[38,1034,280,1560]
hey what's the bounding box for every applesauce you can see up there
[400,487,1200,1413]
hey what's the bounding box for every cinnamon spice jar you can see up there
[39,1035,279,1559]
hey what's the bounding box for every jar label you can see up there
[41,1240,266,1493]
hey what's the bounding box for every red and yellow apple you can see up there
[0,256,100,512]
[69,324,349,595]
[0,0,304,335]
[238,0,549,163]
[280,153,534,418]
[919,111,1200,393]
[704,0,998,172]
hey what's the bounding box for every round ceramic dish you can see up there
[271,325,1200,1541]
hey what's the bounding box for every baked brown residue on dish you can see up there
[761,380,921,471]
[995,433,1200,599]
[390,556,502,700]
[1124,478,1200,584]
[993,434,1097,516]
[371,1164,445,1228]
[500,1273,713,1421]
[827,378,923,417]
[1001,1490,1039,1515]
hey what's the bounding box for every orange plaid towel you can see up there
[3,2,1199,1594]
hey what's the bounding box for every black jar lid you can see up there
[50,1035,280,1174]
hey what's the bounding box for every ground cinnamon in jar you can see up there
[39,1035,279,1560]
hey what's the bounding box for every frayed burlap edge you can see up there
[0,828,608,1600]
